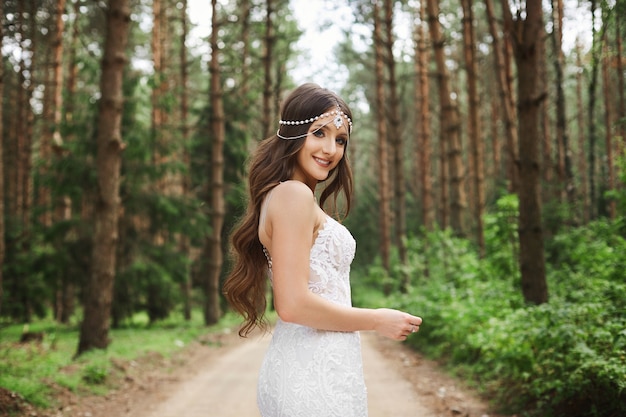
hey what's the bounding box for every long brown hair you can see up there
[223,83,355,336]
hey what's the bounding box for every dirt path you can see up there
[44,329,505,417]
[131,331,499,417]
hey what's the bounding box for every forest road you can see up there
[133,331,499,417]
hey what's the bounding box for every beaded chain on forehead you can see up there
[276,105,353,140]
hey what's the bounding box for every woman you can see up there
[224,83,422,417]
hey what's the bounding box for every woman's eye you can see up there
[313,129,325,138]
[336,137,347,146]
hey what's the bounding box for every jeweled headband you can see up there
[276,106,353,140]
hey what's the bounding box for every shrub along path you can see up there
[6,329,509,417]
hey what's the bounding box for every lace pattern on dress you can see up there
[257,215,367,417]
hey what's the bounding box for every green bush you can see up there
[367,198,626,417]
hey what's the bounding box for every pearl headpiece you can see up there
[277,107,353,140]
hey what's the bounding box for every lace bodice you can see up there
[264,216,356,304]
[257,214,368,417]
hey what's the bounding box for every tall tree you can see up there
[383,0,408,290]
[485,0,519,193]
[179,0,192,321]
[373,0,391,281]
[50,0,70,323]
[587,0,600,219]
[501,0,549,304]
[426,0,467,235]
[414,0,434,232]
[550,0,575,205]
[0,0,5,315]
[262,0,275,137]
[616,11,625,161]
[461,0,485,255]
[11,0,38,321]
[601,31,616,219]
[204,0,225,325]
[239,0,252,128]
[575,39,590,222]
[77,0,131,354]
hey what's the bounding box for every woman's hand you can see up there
[372,308,422,341]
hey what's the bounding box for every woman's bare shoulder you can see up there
[267,181,316,220]
[271,181,315,204]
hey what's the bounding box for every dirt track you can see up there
[33,328,505,417]
[129,331,501,417]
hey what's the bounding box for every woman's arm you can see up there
[264,181,422,341]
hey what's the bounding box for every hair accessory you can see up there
[277,107,353,141]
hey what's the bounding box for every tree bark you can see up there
[601,33,616,219]
[539,34,553,205]
[616,12,625,161]
[179,0,192,321]
[461,0,485,256]
[204,0,225,325]
[575,40,589,223]
[77,0,130,355]
[501,0,549,305]
[262,0,274,138]
[587,0,600,220]
[240,0,251,125]
[383,0,408,291]
[0,0,5,315]
[415,0,434,232]
[426,0,466,235]
[50,0,70,323]
[489,96,500,186]
[485,0,518,193]
[550,0,575,206]
[373,1,391,283]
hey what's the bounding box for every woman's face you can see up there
[292,109,350,190]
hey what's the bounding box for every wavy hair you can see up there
[223,83,354,336]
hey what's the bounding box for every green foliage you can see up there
[358,197,626,417]
[82,364,108,385]
[0,312,240,409]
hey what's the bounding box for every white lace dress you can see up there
[257,216,368,417]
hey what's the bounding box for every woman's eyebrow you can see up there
[311,121,331,130]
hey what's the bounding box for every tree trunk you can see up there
[538,30,554,206]
[383,0,408,291]
[490,96,502,190]
[601,33,616,219]
[461,0,485,256]
[77,0,130,355]
[204,0,225,325]
[426,0,466,235]
[178,0,192,321]
[0,0,4,315]
[550,0,575,206]
[262,0,274,138]
[373,1,391,284]
[587,0,599,220]
[616,12,625,160]
[240,0,251,124]
[415,1,434,232]
[575,40,589,223]
[50,0,70,323]
[501,0,548,305]
[39,44,54,229]
[54,0,82,324]
[485,0,519,193]
[17,0,37,321]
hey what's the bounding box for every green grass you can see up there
[0,309,242,409]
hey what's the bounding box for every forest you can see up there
[0,0,625,416]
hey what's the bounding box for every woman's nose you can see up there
[322,137,336,155]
